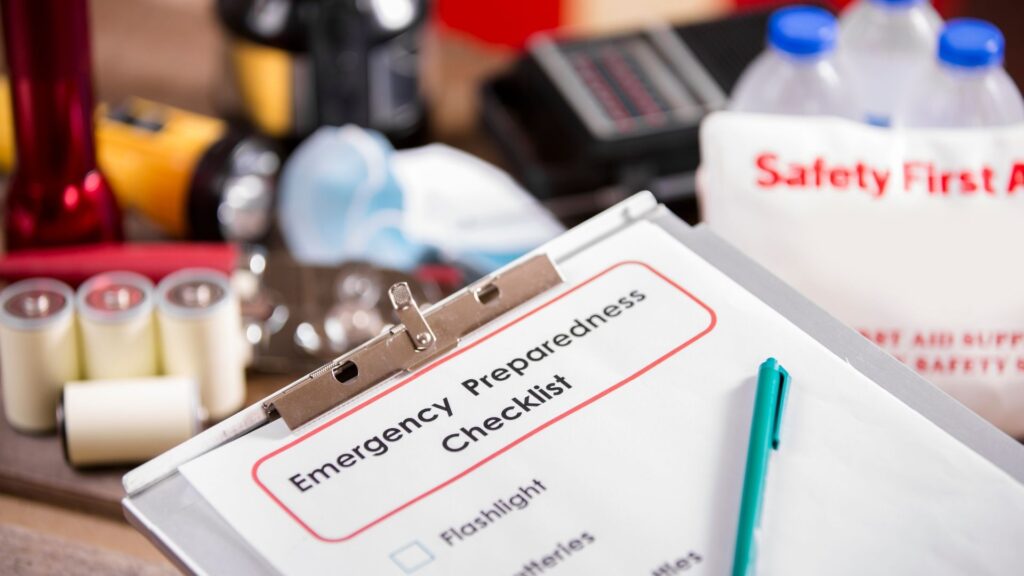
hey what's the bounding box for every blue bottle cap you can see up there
[768,6,837,58]
[938,18,1005,69]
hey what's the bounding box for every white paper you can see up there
[182,221,1024,575]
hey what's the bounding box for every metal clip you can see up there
[389,282,435,351]
[264,254,563,430]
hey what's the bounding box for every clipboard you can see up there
[122,192,1024,575]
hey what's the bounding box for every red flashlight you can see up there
[1,0,122,250]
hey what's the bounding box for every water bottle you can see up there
[730,6,859,119]
[839,0,942,126]
[895,19,1024,128]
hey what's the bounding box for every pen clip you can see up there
[771,363,790,450]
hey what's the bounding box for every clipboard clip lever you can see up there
[263,254,564,430]
[389,282,435,351]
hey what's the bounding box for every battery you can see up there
[0,278,79,433]
[156,268,245,422]
[76,271,159,379]
[59,376,200,467]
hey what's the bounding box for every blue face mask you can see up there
[277,125,431,271]
[278,125,564,276]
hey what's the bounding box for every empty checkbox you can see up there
[390,541,434,573]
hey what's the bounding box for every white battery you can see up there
[156,268,245,421]
[59,376,200,467]
[0,278,79,433]
[77,272,159,379]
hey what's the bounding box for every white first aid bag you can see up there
[700,112,1024,436]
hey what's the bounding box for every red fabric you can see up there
[436,0,562,50]
[435,0,963,51]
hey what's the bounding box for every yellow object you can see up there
[97,99,226,237]
[0,76,13,172]
[230,37,296,138]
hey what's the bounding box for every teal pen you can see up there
[731,357,790,576]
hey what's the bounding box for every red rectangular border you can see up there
[252,261,718,542]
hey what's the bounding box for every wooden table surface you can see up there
[0,493,176,575]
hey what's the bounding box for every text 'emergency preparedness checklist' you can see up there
[254,261,715,541]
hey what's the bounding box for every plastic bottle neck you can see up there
[938,61,1001,78]
[769,44,833,65]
